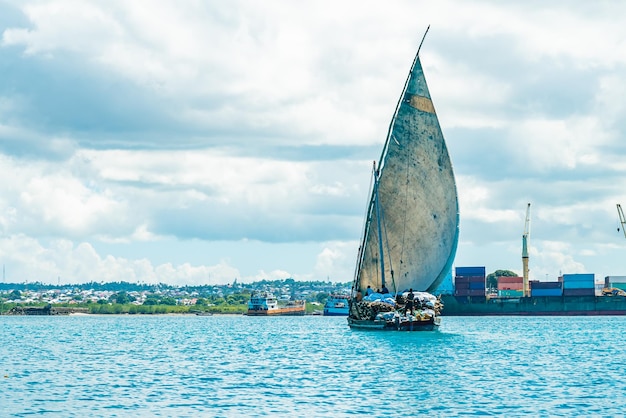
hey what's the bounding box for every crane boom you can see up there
[522,203,531,297]
[618,204,626,239]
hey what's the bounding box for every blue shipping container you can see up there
[456,266,486,277]
[530,281,562,289]
[531,288,563,297]
[562,273,595,282]
[498,290,524,298]
[469,281,485,290]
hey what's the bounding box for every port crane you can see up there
[618,204,626,239]
[522,203,531,297]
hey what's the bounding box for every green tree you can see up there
[9,290,21,300]
[316,292,329,304]
[486,269,519,291]
[110,291,136,304]
[160,296,177,306]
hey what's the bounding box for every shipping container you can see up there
[530,281,563,289]
[531,288,563,297]
[606,276,626,287]
[563,288,596,296]
[498,289,524,298]
[454,276,485,283]
[497,276,523,284]
[454,281,470,289]
[498,283,523,291]
[611,283,626,291]
[563,280,595,290]
[562,273,595,282]
[469,281,485,290]
[455,266,486,277]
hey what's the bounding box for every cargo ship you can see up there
[438,267,626,316]
[246,292,305,316]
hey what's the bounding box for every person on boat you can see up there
[405,288,415,315]
[365,285,373,296]
[381,285,389,294]
[395,293,402,303]
[355,289,363,302]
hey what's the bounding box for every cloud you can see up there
[1,1,626,286]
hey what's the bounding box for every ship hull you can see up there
[246,306,305,316]
[348,316,440,331]
[323,297,350,316]
[323,310,349,316]
[440,295,626,316]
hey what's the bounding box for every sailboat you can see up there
[348,28,459,331]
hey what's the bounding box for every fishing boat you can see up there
[247,292,305,316]
[323,294,350,316]
[348,28,459,331]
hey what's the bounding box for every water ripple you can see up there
[2,315,626,416]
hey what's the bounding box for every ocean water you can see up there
[2,314,626,417]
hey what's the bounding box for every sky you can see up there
[1,0,626,286]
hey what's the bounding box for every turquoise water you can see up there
[2,315,626,416]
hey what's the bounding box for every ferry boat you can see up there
[247,292,305,316]
[323,295,349,316]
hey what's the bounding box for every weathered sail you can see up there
[354,46,459,295]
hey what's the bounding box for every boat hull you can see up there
[348,316,440,331]
[323,310,349,316]
[247,306,305,316]
[440,294,626,316]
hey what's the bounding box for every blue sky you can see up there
[1,0,626,286]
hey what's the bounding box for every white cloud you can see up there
[313,241,358,282]
[0,233,245,285]
[1,1,626,286]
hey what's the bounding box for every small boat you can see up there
[247,292,305,316]
[348,27,459,331]
[323,295,350,316]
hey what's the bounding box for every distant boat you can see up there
[323,295,349,316]
[247,292,305,316]
[348,28,459,331]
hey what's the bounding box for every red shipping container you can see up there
[498,276,523,284]
[498,283,523,291]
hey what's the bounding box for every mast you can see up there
[351,161,378,294]
[522,203,531,297]
[373,167,386,288]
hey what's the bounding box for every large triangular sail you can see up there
[353,36,459,298]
